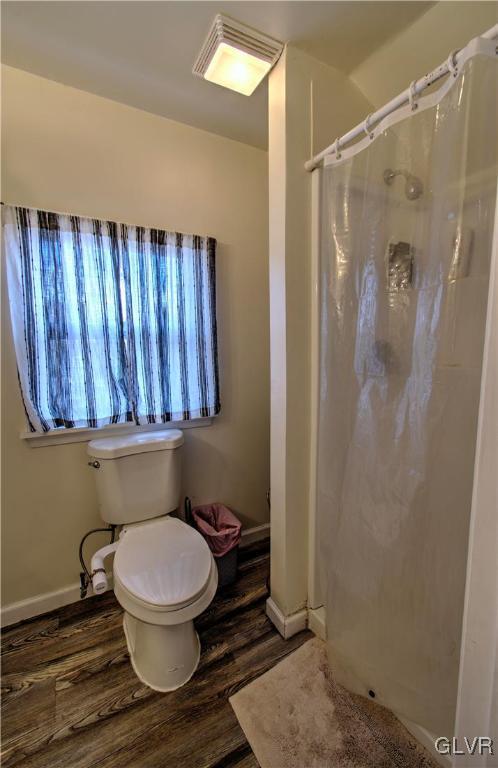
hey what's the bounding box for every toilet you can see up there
[87,429,217,692]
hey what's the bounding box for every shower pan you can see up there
[309,43,498,743]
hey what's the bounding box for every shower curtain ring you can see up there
[447,49,459,78]
[363,113,374,139]
[334,138,342,160]
[408,81,418,111]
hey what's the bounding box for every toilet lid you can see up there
[114,517,212,608]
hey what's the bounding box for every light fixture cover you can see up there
[193,14,283,96]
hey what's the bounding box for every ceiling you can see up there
[1,1,433,148]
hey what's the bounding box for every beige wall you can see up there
[1,65,269,607]
[268,46,372,617]
[351,1,498,107]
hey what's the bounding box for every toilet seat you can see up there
[114,516,212,611]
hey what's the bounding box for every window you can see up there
[4,206,220,432]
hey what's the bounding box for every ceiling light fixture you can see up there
[193,14,283,96]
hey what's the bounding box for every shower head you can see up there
[383,168,423,200]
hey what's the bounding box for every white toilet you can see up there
[87,429,217,692]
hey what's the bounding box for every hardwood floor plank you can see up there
[237,539,269,564]
[100,702,248,768]
[1,678,55,743]
[1,615,59,650]
[2,604,123,675]
[213,743,260,768]
[198,567,269,629]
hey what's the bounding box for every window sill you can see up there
[21,418,214,448]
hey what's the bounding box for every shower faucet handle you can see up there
[383,168,423,200]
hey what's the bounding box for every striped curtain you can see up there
[3,206,220,432]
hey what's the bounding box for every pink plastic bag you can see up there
[191,504,241,558]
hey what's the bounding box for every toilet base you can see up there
[123,612,201,692]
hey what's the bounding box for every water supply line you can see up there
[305,23,498,171]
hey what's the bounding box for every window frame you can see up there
[21,416,213,447]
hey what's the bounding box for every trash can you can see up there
[191,504,242,587]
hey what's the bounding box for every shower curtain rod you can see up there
[305,23,498,172]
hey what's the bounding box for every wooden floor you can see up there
[1,539,311,768]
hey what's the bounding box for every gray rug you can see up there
[230,638,439,768]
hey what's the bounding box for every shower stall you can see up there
[308,32,498,746]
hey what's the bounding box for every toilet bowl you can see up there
[112,516,218,692]
[87,429,218,692]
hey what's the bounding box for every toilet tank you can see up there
[87,430,184,525]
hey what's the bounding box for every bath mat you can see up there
[230,638,439,768]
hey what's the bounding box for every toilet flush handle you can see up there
[88,460,100,469]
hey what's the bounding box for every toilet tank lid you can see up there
[87,429,184,459]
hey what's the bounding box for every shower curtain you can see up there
[317,52,497,735]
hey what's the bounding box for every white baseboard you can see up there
[308,605,327,640]
[240,523,270,547]
[266,597,308,639]
[1,579,114,628]
[2,523,269,628]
